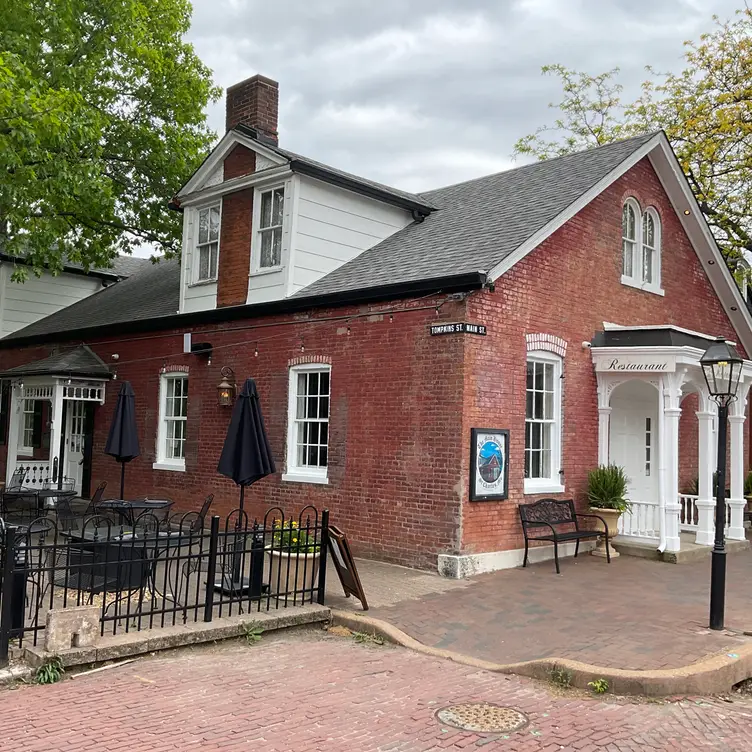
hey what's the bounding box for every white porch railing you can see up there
[618,500,660,540]
[679,494,699,532]
[18,461,51,488]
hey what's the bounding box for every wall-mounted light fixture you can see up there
[217,366,236,407]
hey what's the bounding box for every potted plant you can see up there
[587,464,631,558]
[266,519,321,595]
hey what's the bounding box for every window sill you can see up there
[187,279,218,288]
[282,471,329,485]
[524,480,566,495]
[620,276,664,297]
[152,461,186,473]
[249,266,284,278]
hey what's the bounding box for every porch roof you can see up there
[0,345,111,379]
[591,325,720,351]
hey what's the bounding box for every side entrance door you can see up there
[64,401,87,495]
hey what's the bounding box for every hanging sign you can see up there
[430,322,487,336]
[470,428,510,501]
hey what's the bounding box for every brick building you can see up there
[1,74,751,574]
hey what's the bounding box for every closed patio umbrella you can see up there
[217,378,275,594]
[104,381,140,499]
[217,377,276,514]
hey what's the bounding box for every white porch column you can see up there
[48,381,65,485]
[695,390,716,546]
[727,384,750,541]
[596,379,612,465]
[660,372,685,552]
[4,382,22,485]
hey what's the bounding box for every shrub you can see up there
[587,465,631,512]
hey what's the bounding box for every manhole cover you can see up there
[436,703,529,733]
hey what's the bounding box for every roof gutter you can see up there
[0,271,487,349]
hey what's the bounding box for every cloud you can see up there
[186,0,741,193]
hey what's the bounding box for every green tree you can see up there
[514,8,752,269]
[0,0,220,279]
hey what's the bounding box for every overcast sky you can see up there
[186,0,740,194]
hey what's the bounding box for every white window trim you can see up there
[153,372,188,472]
[524,350,565,495]
[250,183,287,276]
[620,199,664,296]
[282,363,331,485]
[191,203,221,285]
[18,399,34,457]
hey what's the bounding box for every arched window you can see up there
[622,201,637,279]
[621,200,662,294]
[642,209,660,286]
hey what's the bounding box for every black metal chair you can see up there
[83,481,108,516]
[169,494,214,535]
[1,468,40,524]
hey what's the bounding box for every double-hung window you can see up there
[283,364,330,484]
[155,373,188,471]
[258,187,284,269]
[20,399,35,455]
[195,204,220,282]
[621,199,662,294]
[524,352,563,494]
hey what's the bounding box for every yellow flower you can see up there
[291,520,298,527]
[292,537,298,543]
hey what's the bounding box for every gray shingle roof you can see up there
[0,345,111,377]
[1,259,181,342]
[0,133,658,343]
[294,133,657,299]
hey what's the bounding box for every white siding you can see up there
[180,204,218,314]
[0,264,101,338]
[291,177,412,294]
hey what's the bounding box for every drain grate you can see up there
[436,703,529,734]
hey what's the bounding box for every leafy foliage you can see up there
[0,0,220,279]
[352,630,385,646]
[549,666,573,688]
[588,678,609,694]
[514,7,752,270]
[272,519,320,554]
[587,465,631,512]
[34,656,65,684]
[243,622,263,645]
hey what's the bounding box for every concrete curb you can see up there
[331,609,752,697]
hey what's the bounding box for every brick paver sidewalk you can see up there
[5,630,752,751]
[331,551,752,670]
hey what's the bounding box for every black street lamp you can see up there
[700,337,744,631]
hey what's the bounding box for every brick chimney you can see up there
[225,74,279,144]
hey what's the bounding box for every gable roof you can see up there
[179,124,435,214]
[293,133,657,299]
[0,252,150,281]
[0,345,111,378]
[4,130,752,355]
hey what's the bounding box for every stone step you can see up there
[612,534,750,564]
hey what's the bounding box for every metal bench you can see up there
[518,498,610,574]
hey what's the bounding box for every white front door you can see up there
[65,401,86,494]
[609,381,659,503]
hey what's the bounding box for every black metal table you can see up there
[95,499,174,527]
[2,488,76,516]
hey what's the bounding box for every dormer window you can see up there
[196,204,221,282]
[258,187,285,268]
[621,199,662,295]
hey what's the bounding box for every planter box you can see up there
[266,549,320,596]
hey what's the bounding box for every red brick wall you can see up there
[223,145,256,181]
[0,298,469,569]
[217,186,253,307]
[458,156,744,554]
[678,392,699,494]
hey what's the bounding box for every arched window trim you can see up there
[620,199,664,296]
[621,198,639,280]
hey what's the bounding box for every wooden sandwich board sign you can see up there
[328,524,368,611]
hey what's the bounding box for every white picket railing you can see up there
[618,499,660,541]
[679,494,699,532]
[17,461,51,488]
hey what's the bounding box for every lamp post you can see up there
[700,337,743,631]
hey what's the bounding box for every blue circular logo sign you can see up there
[478,440,503,484]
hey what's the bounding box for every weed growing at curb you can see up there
[549,667,573,689]
[352,631,385,646]
[588,678,609,694]
[243,623,264,645]
[34,657,64,685]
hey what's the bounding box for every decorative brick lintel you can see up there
[525,333,568,358]
[287,355,332,367]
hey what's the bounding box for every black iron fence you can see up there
[0,506,329,665]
